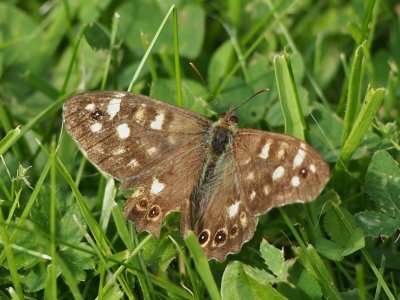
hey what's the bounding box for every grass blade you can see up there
[184,232,221,300]
[274,53,306,140]
[128,5,176,92]
[341,43,365,145]
[337,86,385,168]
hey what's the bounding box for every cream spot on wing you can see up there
[131,187,144,197]
[113,148,125,155]
[293,149,306,168]
[114,92,125,98]
[272,166,285,181]
[107,98,121,119]
[250,191,256,200]
[300,143,307,150]
[291,176,300,187]
[147,147,157,155]
[277,148,285,159]
[85,103,95,111]
[128,159,139,168]
[135,107,146,121]
[228,201,240,218]
[90,122,102,133]
[240,212,247,227]
[168,136,176,144]
[310,164,316,173]
[150,113,165,130]
[241,158,251,165]
[263,185,270,195]
[117,123,130,139]
[259,141,272,159]
[246,172,254,180]
[150,178,165,195]
[277,142,289,159]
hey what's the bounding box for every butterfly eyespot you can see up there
[148,206,161,219]
[214,229,228,245]
[229,115,238,123]
[198,230,210,245]
[138,199,148,209]
[91,110,103,120]
[299,168,308,178]
[229,225,239,237]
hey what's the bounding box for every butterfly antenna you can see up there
[189,62,222,113]
[233,88,269,112]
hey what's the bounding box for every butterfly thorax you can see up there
[190,110,239,227]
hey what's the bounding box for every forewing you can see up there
[63,91,211,187]
[233,129,330,215]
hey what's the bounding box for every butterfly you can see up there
[63,90,330,261]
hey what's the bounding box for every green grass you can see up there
[1,0,399,299]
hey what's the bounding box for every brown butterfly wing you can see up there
[194,129,329,261]
[63,91,210,187]
[193,151,258,261]
[63,91,210,236]
[233,129,330,215]
[124,145,205,237]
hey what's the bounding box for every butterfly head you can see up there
[218,106,239,129]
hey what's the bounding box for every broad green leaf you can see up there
[208,41,234,90]
[342,227,365,256]
[364,151,400,217]
[356,211,400,237]
[260,240,295,283]
[315,238,344,261]
[21,263,48,293]
[150,78,214,117]
[118,2,204,59]
[217,77,267,126]
[30,186,85,243]
[317,206,364,260]
[323,207,355,245]
[355,151,400,237]
[61,244,96,281]
[308,103,343,162]
[79,0,113,22]
[315,228,365,261]
[295,268,322,299]
[279,264,322,300]
[83,23,110,51]
[221,261,287,300]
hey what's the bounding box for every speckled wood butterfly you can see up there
[63,90,329,261]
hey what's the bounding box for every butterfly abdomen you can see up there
[190,122,236,226]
